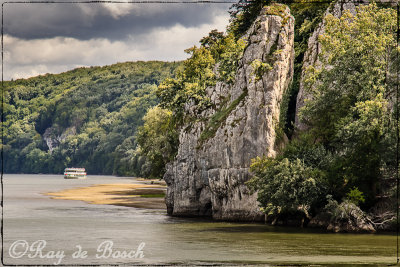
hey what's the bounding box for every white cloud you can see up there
[82,2,171,19]
[101,2,136,19]
[138,14,230,57]
[4,12,230,80]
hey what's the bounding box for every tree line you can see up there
[2,61,180,176]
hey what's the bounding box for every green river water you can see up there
[2,174,398,266]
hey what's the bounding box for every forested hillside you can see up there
[2,61,180,175]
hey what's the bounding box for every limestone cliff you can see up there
[164,6,295,221]
[43,125,76,153]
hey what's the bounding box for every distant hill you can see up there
[2,61,181,175]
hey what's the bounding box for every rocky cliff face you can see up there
[43,125,76,152]
[294,1,358,130]
[164,6,295,221]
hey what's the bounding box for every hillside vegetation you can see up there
[2,61,180,176]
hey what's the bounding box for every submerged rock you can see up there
[164,5,295,221]
[325,201,376,233]
[309,198,376,233]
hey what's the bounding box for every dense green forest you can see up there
[2,61,180,176]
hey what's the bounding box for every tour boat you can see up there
[64,168,87,179]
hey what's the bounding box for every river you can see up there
[2,174,397,266]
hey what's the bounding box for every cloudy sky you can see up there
[3,1,233,80]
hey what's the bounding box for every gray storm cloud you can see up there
[3,2,232,80]
[4,2,232,40]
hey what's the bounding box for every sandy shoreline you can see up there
[45,182,167,209]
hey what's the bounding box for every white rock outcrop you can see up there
[164,6,295,221]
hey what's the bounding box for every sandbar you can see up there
[45,182,167,209]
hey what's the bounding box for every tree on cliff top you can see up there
[229,0,271,38]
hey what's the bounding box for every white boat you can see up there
[64,168,87,179]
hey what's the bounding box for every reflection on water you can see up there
[2,174,398,266]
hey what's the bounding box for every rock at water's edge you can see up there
[164,6,295,221]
